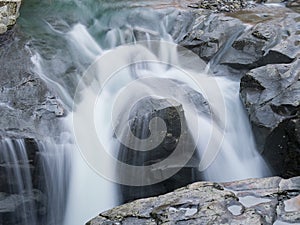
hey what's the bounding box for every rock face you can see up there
[0,28,64,139]
[87,176,300,225]
[240,60,300,177]
[0,0,21,34]
[220,11,300,69]
[0,18,66,225]
[179,4,300,177]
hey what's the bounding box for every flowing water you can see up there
[0,138,70,225]
[0,0,272,224]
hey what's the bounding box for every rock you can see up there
[117,92,206,203]
[220,10,300,69]
[0,190,46,225]
[0,28,65,140]
[0,0,21,34]
[87,176,300,225]
[187,0,249,12]
[240,59,300,177]
[180,14,245,61]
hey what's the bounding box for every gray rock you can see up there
[117,91,207,202]
[0,190,46,225]
[0,28,65,140]
[240,59,300,177]
[180,13,245,61]
[87,176,300,225]
[0,0,21,34]
[220,10,300,69]
[187,0,249,12]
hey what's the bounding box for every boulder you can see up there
[117,91,208,203]
[180,13,245,62]
[87,176,300,225]
[240,59,300,177]
[220,10,300,69]
[0,0,21,34]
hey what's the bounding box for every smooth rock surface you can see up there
[87,176,300,225]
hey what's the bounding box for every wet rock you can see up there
[0,28,65,139]
[180,14,245,61]
[240,59,300,177]
[117,93,206,203]
[220,11,300,69]
[0,0,21,34]
[0,190,46,225]
[87,176,300,225]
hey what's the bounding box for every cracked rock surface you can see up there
[87,176,300,225]
[240,59,300,177]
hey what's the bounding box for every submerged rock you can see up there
[87,176,300,225]
[0,0,21,34]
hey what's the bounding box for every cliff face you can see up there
[0,0,21,34]
[87,176,300,225]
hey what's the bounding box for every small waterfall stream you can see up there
[0,138,70,225]
[3,1,273,224]
[0,139,37,225]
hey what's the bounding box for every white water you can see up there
[0,139,37,225]
[28,6,271,225]
[0,138,71,225]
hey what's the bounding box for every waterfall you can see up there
[0,138,70,225]
[0,139,37,225]
[18,1,271,224]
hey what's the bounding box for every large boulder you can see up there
[87,176,300,225]
[117,87,209,202]
[240,59,300,177]
[0,0,21,34]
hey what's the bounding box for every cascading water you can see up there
[0,139,37,225]
[17,1,271,224]
[0,137,71,225]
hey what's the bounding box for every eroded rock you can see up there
[87,176,300,225]
[0,0,21,34]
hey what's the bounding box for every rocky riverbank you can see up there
[0,0,299,225]
[87,176,300,225]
